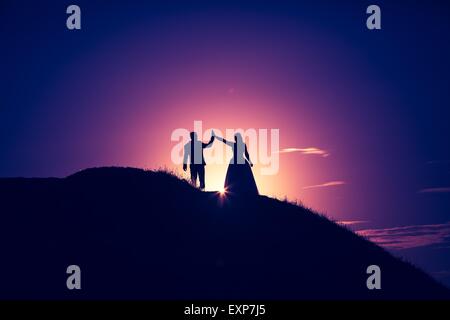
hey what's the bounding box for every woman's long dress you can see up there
[224,142,258,196]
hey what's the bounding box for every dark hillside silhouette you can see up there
[0,167,448,299]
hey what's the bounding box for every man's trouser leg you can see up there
[190,165,198,187]
[198,165,205,190]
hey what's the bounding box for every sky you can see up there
[1,0,450,286]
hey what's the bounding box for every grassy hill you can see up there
[0,167,448,299]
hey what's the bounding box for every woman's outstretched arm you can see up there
[214,134,234,147]
[245,144,253,167]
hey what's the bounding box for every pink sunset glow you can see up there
[18,9,402,225]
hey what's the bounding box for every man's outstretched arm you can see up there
[202,135,215,148]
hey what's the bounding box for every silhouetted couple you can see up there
[183,131,258,196]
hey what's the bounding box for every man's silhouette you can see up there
[183,131,214,190]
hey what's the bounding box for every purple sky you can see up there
[1,0,450,286]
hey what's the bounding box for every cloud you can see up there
[357,222,450,250]
[278,147,329,157]
[303,181,345,190]
[432,270,450,278]
[426,160,450,165]
[418,187,450,194]
[338,220,369,226]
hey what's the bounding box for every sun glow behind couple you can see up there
[171,121,281,194]
[180,128,259,196]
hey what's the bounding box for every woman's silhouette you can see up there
[213,131,258,196]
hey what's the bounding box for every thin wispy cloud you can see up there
[338,220,369,226]
[357,222,450,250]
[278,147,329,157]
[303,181,345,190]
[426,160,450,165]
[432,270,450,278]
[418,187,450,194]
